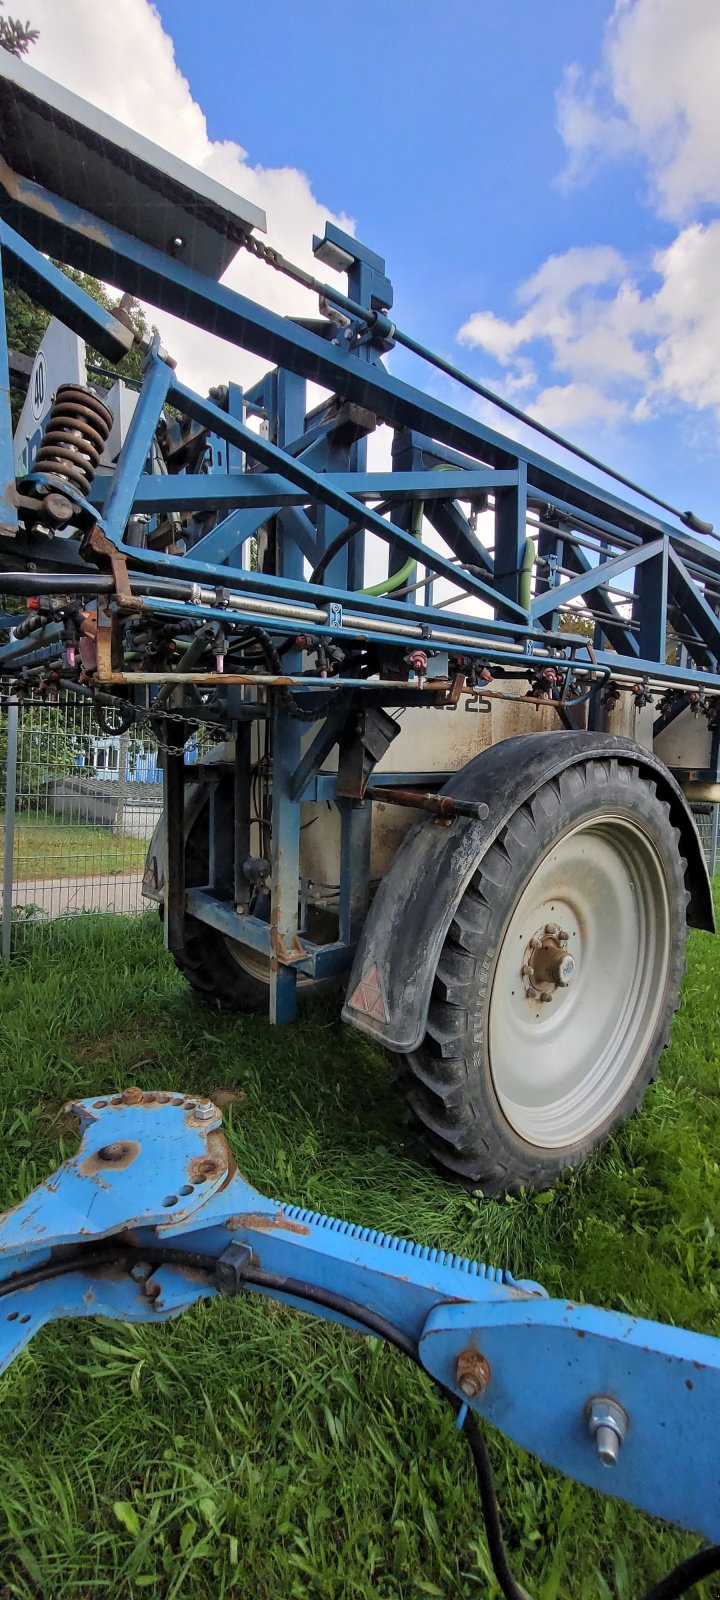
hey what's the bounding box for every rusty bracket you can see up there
[365,786,489,824]
[84,525,143,613]
[272,931,309,965]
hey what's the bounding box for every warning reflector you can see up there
[347,964,388,1021]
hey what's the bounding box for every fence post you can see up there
[710,803,720,879]
[2,699,18,959]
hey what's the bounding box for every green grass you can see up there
[0,910,720,1597]
[9,817,148,881]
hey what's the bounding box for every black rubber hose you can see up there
[640,1545,720,1600]
[0,573,113,596]
[240,1263,531,1600]
[1,1244,717,1600]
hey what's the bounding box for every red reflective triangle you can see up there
[348,963,387,1021]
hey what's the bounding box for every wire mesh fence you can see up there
[0,698,717,958]
[0,696,164,954]
[690,804,720,878]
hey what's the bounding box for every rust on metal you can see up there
[79,1139,140,1176]
[365,786,489,824]
[120,1086,144,1106]
[186,1129,233,1187]
[455,1346,492,1399]
[227,1210,311,1237]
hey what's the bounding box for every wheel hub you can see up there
[521,922,575,1003]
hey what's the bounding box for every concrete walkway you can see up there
[3,873,146,918]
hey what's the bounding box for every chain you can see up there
[134,708,231,758]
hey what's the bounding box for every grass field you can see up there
[8,817,148,881]
[0,910,719,1597]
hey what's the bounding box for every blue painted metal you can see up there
[101,349,174,539]
[0,249,17,535]
[1,87,719,1014]
[0,1091,719,1539]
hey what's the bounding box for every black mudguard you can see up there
[342,732,714,1053]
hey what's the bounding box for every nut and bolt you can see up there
[194,1102,215,1121]
[587,1396,628,1467]
[455,1347,491,1399]
[96,1142,129,1164]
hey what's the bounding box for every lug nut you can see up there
[587,1397,628,1467]
[544,922,560,937]
[557,929,569,942]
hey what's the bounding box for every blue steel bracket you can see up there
[0,1092,719,1539]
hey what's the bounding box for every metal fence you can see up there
[0,697,717,958]
[690,804,720,878]
[0,696,164,955]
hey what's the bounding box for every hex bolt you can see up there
[455,1347,491,1399]
[194,1102,215,1121]
[587,1397,628,1466]
[130,1260,153,1285]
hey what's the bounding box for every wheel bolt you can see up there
[544,922,560,937]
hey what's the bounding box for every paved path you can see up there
[3,873,147,918]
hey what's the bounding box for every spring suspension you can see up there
[30,384,113,500]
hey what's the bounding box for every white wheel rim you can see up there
[488,817,671,1149]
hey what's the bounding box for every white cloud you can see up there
[456,1,720,447]
[557,0,720,220]
[456,220,720,435]
[530,381,628,432]
[27,0,354,395]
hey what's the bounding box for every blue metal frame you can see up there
[2,134,720,1020]
[0,1090,718,1540]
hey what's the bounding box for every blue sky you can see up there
[31,0,720,532]
[151,0,720,529]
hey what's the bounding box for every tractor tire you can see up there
[170,792,274,1013]
[402,758,689,1194]
[158,782,325,1014]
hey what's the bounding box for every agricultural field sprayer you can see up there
[0,53,719,1590]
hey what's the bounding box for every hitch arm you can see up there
[0,1089,718,1543]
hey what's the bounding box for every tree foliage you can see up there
[0,5,38,56]
[5,273,155,426]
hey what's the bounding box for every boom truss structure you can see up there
[0,54,718,1022]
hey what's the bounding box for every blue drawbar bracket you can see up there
[0,1091,718,1539]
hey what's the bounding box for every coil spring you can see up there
[33,384,113,499]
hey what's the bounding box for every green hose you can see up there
[362,462,461,597]
[519,537,536,612]
[361,496,422,597]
